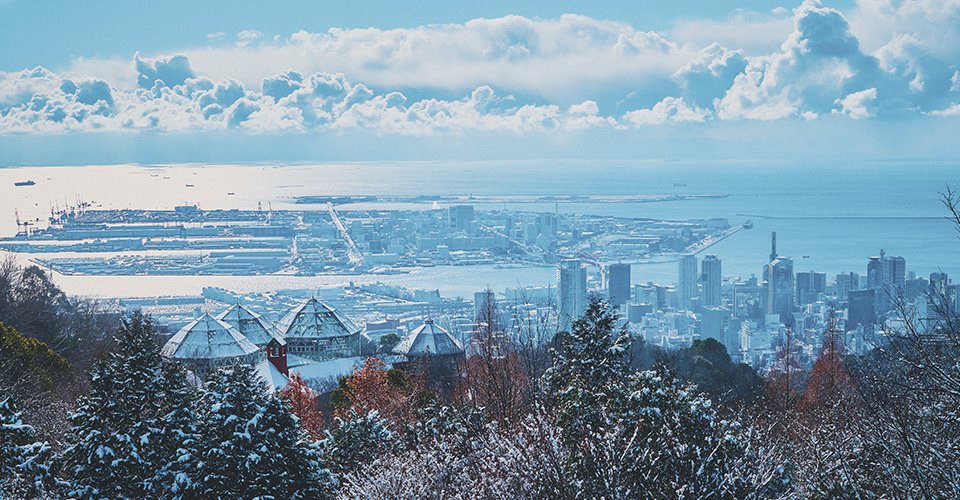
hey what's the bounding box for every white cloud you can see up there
[175,15,693,106]
[622,97,710,125]
[671,10,794,56]
[5,7,960,136]
[236,30,263,48]
[834,87,877,118]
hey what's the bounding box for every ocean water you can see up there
[1,160,958,298]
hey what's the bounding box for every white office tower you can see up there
[701,255,722,308]
[558,259,588,331]
[678,254,698,311]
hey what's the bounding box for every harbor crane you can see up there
[14,209,34,237]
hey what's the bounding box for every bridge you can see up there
[328,204,364,266]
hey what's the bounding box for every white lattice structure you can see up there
[217,303,286,348]
[161,313,263,379]
[277,298,362,361]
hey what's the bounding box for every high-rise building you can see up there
[770,231,777,262]
[701,255,722,308]
[607,263,631,306]
[847,288,876,332]
[836,272,860,300]
[558,259,588,331]
[930,272,949,297]
[763,257,794,324]
[887,256,906,290]
[678,254,698,311]
[796,270,826,305]
[536,213,558,237]
[474,289,496,323]
[867,255,883,289]
[448,205,474,231]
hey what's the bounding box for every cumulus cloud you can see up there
[179,14,692,106]
[4,7,960,135]
[135,53,196,89]
[622,97,710,125]
[834,88,877,118]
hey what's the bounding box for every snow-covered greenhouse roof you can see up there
[162,313,260,360]
[393,319,464,357]
[277,298,361,340]
[216,303,286,347]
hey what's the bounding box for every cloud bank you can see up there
[2,0,960,135]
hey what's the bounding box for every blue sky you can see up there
[1,0,959,164]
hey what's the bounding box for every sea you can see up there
[1,159,958,299]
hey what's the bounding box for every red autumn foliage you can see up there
[336,357,420,429]
[799,324,860,429]
[279,372,324,440]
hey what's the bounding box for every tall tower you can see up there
[558,259,588,331]
[678,254,698,311]
[607,263,631,306]
[770,232,777,263]
[701,255,722,308]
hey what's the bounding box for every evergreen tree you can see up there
[60,311,194,500]
[0,398,55,498]
[142,362,199,499]
[189,364,329,499]
[544,297,632,398]
[321,409,395,474]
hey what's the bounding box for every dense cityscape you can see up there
[0,197,947,384]
[4,0,960,498]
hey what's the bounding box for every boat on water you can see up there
[14,180,35,186]
[743,220,754,229]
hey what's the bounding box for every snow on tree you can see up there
[141,361,199,499]
[0,398,56,498]
[279,372,324,441]
[188,364,330,500]
[543,297,632,399]
[60,311,193,500]
[336,409,574,500]
[543,297,788,499]
[321,409,395,475]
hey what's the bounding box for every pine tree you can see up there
[321,409,395,474]
[0,398,55,498]
[142,362,199,499]
[60,311,195,500]
[189,364,329,499]
[544,296,632,398]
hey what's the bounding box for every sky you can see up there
[2,0,960,164]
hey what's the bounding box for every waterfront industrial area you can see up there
[1,178,952,375]
[1,197,741,276]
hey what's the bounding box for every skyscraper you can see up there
[847,288,876,331]
[678,254,698,311]
[762,233,793,324]
[867,255,883,289]
[796,270,826,305]
[448,205,474,231]
[836,272,860,300]
[558,259,588,331]
[607,263,631,306]
[887,256,906,290]
[763,257,794,324]
[701,254,722,308]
